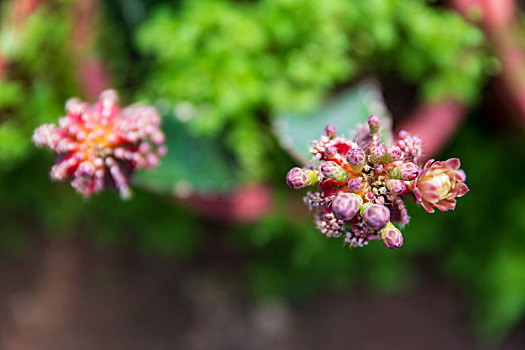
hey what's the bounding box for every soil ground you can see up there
[0,238,524,350]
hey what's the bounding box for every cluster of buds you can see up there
[33,90,167,198]
[286,115,469,249]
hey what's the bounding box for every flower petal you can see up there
[446,158,461,170]
[454,170,466,182]
[455,183,469,197]
[421,201,435,213]
[413,187,422,202]
[423,159,435,169]
[434,199,456,211]
[418,182,439,193]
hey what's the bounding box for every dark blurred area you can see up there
[1,0,525,349]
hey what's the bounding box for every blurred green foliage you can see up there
[438,127,525,339]
[134,115,239,194]
[0,0,78,169]
[273,82,393,163]
[136,0,490,180]
[0,152,203,258]
[0,0,523,342]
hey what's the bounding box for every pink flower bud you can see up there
[320,161,349,183]
[346,148,365,172]
[347,178,363,193]
[374,165,384,174]
[400,162,419,180]
[360,203,390,231]
[396,132,422,162]
[368,143,386,164]
[286,167,318,189]
[386,179,407,195]
[388,162,419,180]
[325,124,337,139]
[324,146,338,159]
[383,145,402,163]
[367,114,381,134]
[332,193,362,221]
[381,222,403,249]
[397,129,409,139]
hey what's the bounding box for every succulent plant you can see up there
[285,114,469,249]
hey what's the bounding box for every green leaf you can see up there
[133,114,238,196]
[272,81,393,164]
[476,249,525,339]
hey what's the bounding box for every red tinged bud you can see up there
[384,145,403,163]
[347,178,363,193]
[286,167,319,189]
[361,203,390,231]
[332,193,362,221]
[367,114,381,134]
[346,148,366,172]
[381,222,403,249]
[325,124,337,139]
[320,161,349,183]
[388,162,419,180]
[368,143,386,164]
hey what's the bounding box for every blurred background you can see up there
[1,0,525,349]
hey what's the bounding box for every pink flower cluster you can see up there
[33,90,167,198]
[286,115,469,249]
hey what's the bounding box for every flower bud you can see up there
[320,161,349,183]
[332,193,362,221]
[397,129,409,139]
[380,222,403,249]
[396,132,422,162]
[386,179,407,195]
[346,148,365,172]
[368,143,386,164]
[360,203,390,231]
[325,124,337,139]
[367,114,381,134]
[347,178,363,193]
[324,146,338,159]
[286,167,318,189]
[383,145,402,163]
[388,162,419,180]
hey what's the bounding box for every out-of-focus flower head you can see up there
[33,89,167,198]
[285,115,468,250]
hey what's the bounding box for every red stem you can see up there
[182,184,273,223]
[70,0,109,99]
[449,0,525,126]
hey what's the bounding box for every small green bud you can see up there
[320,161,349,183]
[380,222,403,249]
[286,167,318,189]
